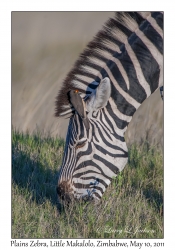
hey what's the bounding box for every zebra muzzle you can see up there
[57,181,74,202]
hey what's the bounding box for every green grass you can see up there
[12,129,163,238]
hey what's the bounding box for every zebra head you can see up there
[57,77,128,202]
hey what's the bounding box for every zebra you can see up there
[55,12,163,202]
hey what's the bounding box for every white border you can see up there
[1,1,175,249]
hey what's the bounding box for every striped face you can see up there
[57,79,129,201]
[57,111,128,201]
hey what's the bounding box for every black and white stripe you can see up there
[56,12,163,201]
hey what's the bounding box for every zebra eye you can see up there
[75,140,87,149]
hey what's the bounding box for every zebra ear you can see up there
[86,77,111,112]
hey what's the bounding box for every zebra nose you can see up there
[57,181,73,201]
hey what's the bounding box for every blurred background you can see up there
[12,12,163,147]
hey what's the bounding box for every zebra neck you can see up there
[101,18,163,129]
[55,12,163,120]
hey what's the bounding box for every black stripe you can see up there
[151,12,163,30]
[97,31,122,49]
[75,71,96,81]
[128,33,160,93]
[91,122,99,143]
[73,78,88,86]
[91,119,125,153]
[86,82,100,91]
[74,163,112,182]
[105,101,129,130]
[111,128,127,142]
[77,176,108,188]
[92,119,113,141]
[94,115,126,142]
[101,107,117,131]
[95,76,101,83]
[74,170,102,178]
[100,67,137,116]
[127,12,146,26]
[139,20,163,54]
[88,38,116,56]
[94,143,128,158]
[111,82,136,116]
[94,121,126,147]
[81,60,102,72]
[74,183,104,192]
[83,49,109,64]
[107,59,128,91]
[99,111,113,136]
[94,154,119,175]
[76,142,92,160]
[115,50,147,103]
[94,29,123,48]
[98,43,116,55]
[93,192,102,199]
[108,17,133,37]
[66,119,77,148]
[76,114,85,140]
[71,77,99,93]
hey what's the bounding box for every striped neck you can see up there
[55,12,163,120]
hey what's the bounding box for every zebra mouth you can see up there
[57,181,74,202]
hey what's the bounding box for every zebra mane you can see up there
[55,12,151,117]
